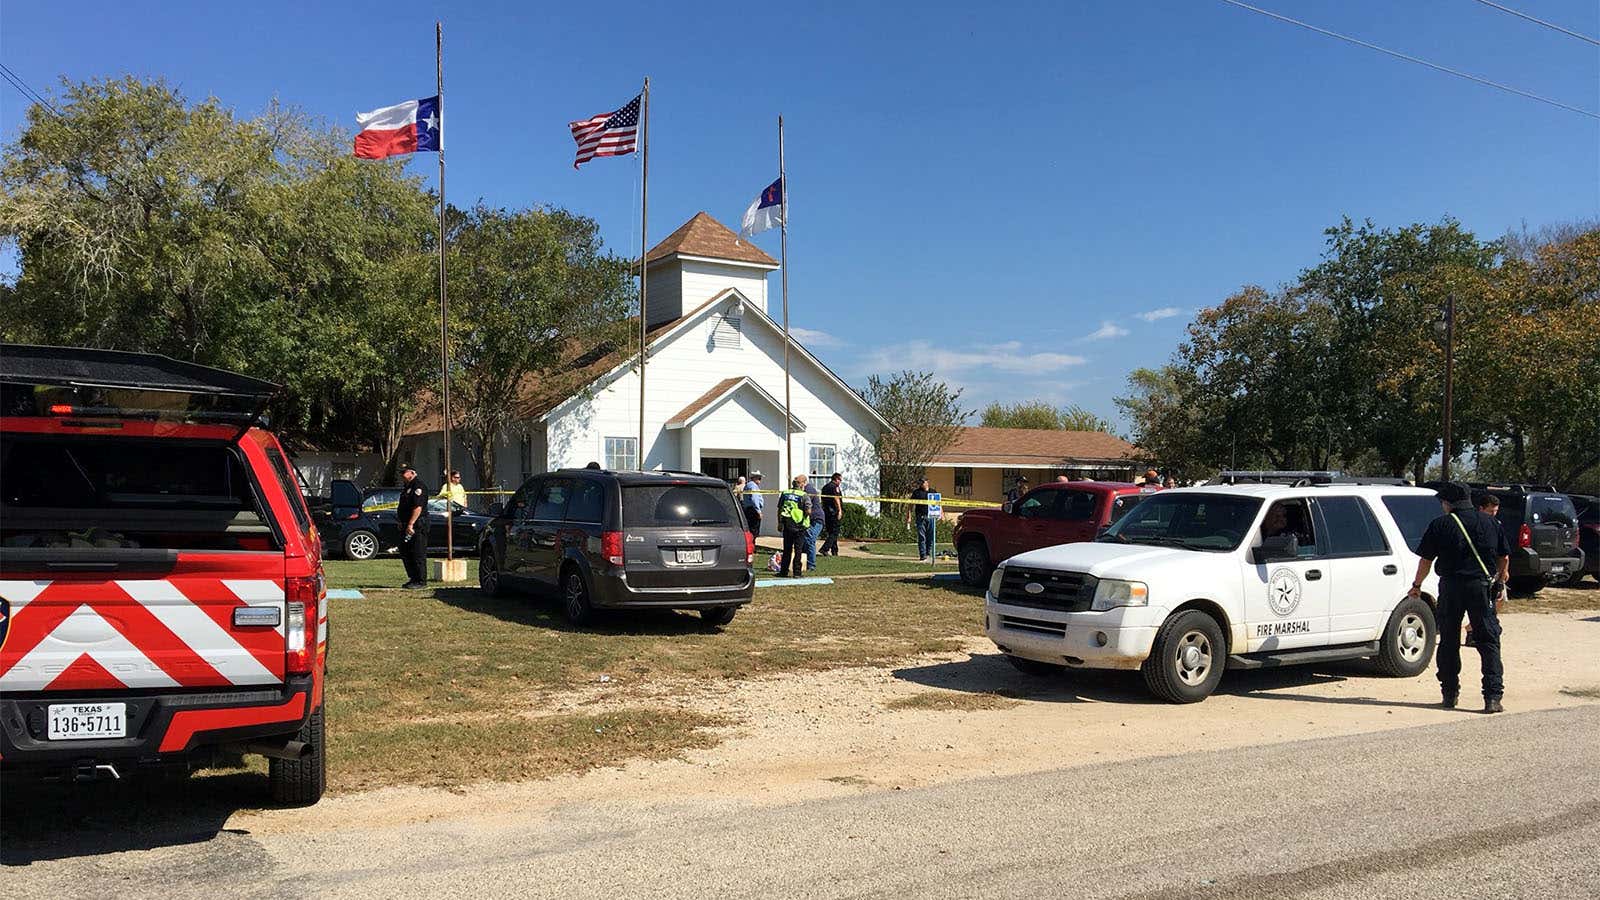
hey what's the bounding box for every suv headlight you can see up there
[1091,579,1149,611]
[988,565,1005,598]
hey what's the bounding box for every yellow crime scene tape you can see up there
[362,488,999,513]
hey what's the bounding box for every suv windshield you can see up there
[623,484,741,528]
[1099,492,1262,551]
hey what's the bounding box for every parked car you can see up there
[478,468,754,627]
[316,478,487,560]
[1465,483,1585,595]
[0,345,328,803]
[953,481,1161,588]
[1566,494,1599,584]
[984,478,1442,703]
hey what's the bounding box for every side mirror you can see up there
[488,502,505,517]
[1253,534,1299,564]
[1002,501,1013,514]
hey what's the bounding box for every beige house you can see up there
[924,427,1140,505]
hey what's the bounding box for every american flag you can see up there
[569,94,640,169]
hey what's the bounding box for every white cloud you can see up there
[1134,306,1183,322]
[788,326,842,347]
[1083,321,1129,341]
[856,340,1086,378]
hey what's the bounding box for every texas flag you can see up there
[354,96,440,159]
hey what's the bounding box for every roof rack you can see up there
[1218,470,1411,487]
[1461,481,1560,494]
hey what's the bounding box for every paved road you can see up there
[6,706,1599,899]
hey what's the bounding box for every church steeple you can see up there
[640,212,779,327]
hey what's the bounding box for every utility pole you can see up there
[1441,292,1455,482]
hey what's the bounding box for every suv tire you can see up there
[343,530,379,561]
[1375,596,1436,677]
[562,566,597,626]
[479,549,508,597]
[958,540,993,588]
[1005,654,1064,676]
[1142,610,1226,703]
[700,606,738,628]
[268,705,326,806]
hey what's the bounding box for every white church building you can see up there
[399,212,888,532]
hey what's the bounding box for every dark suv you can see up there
[1470,483,1585,594]
[477,468,754,627]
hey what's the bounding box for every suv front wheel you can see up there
[1142,610,1226,703]
[1375,597,1435,677]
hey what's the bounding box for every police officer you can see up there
[1406,481,1511,713]
[396,463,432,590]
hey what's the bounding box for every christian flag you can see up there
[740,177,784,239]
[354,96,440,159]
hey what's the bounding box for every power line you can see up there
[0,61,64,118]
[1470,0,1600,47]
[1217,0,1600,120]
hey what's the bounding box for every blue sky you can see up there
[3,0,1597,430]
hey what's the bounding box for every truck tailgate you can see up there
[0,553,286,692]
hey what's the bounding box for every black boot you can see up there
[1484,697,1504,714]
[1441,693,1458,709]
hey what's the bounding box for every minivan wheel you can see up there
[343,530,378,561]
[1142,610,1226,703]
[700,606,738,628]
[958,540,992,588]
[1376,597,1436,677]
[563,568,596,626]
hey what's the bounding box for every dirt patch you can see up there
[885,691,1020,712]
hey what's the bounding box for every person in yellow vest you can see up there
[437,470,467,508]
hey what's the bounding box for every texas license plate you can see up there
[48,703,127,740]
[676,548,704,564]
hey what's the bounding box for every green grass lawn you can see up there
[310,562,983,792]
[323,553,945,590]
[850,541,957,560]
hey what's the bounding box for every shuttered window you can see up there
[710,315,742,349]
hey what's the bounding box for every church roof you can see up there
[643,212,778,268]
[665,376,806,431]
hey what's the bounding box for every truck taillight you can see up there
[285,574,324,675]
[745,530,756,564]
[601,531,625,567]
[1518,523,1532,549]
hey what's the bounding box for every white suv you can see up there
[984,482,1446,702]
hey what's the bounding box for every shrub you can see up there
[839,503,955,541]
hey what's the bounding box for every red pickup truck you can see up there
[954,482,1160,587]
[1,345,328,804]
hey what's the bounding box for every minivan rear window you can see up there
[622,484,741,528]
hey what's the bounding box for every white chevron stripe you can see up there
[223,579,287,636]
[0,605,180,691]
[117,580,279,686]
[0,580,52,612]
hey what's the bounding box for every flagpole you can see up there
[778,115,792,483]
[638,77,650,468]
[436,20,454,563]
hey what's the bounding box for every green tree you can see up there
[0,76,439,458]
[858,370,970,497]
[980,400,1112,433]
[446,203,634,488]
[1114,365,1215,478]
[1299,217,1500,478]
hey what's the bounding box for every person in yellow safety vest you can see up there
[777,476,812,578]
[437,470,467,508]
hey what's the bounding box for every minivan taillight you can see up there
[602,531,625,567]
[285,574,324,675]
[1518,523,1532,549]
[744,530,756,564]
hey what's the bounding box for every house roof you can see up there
[643,212,778,268]
[402,286,889,438]
[927,427,1138,467]
[665,376,806,431]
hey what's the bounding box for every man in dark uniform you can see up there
[1407,481,1511,713]
[396,463,432,590]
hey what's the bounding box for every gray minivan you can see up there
[477,468,755,626]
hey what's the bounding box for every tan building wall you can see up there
[924,463,1140,506]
